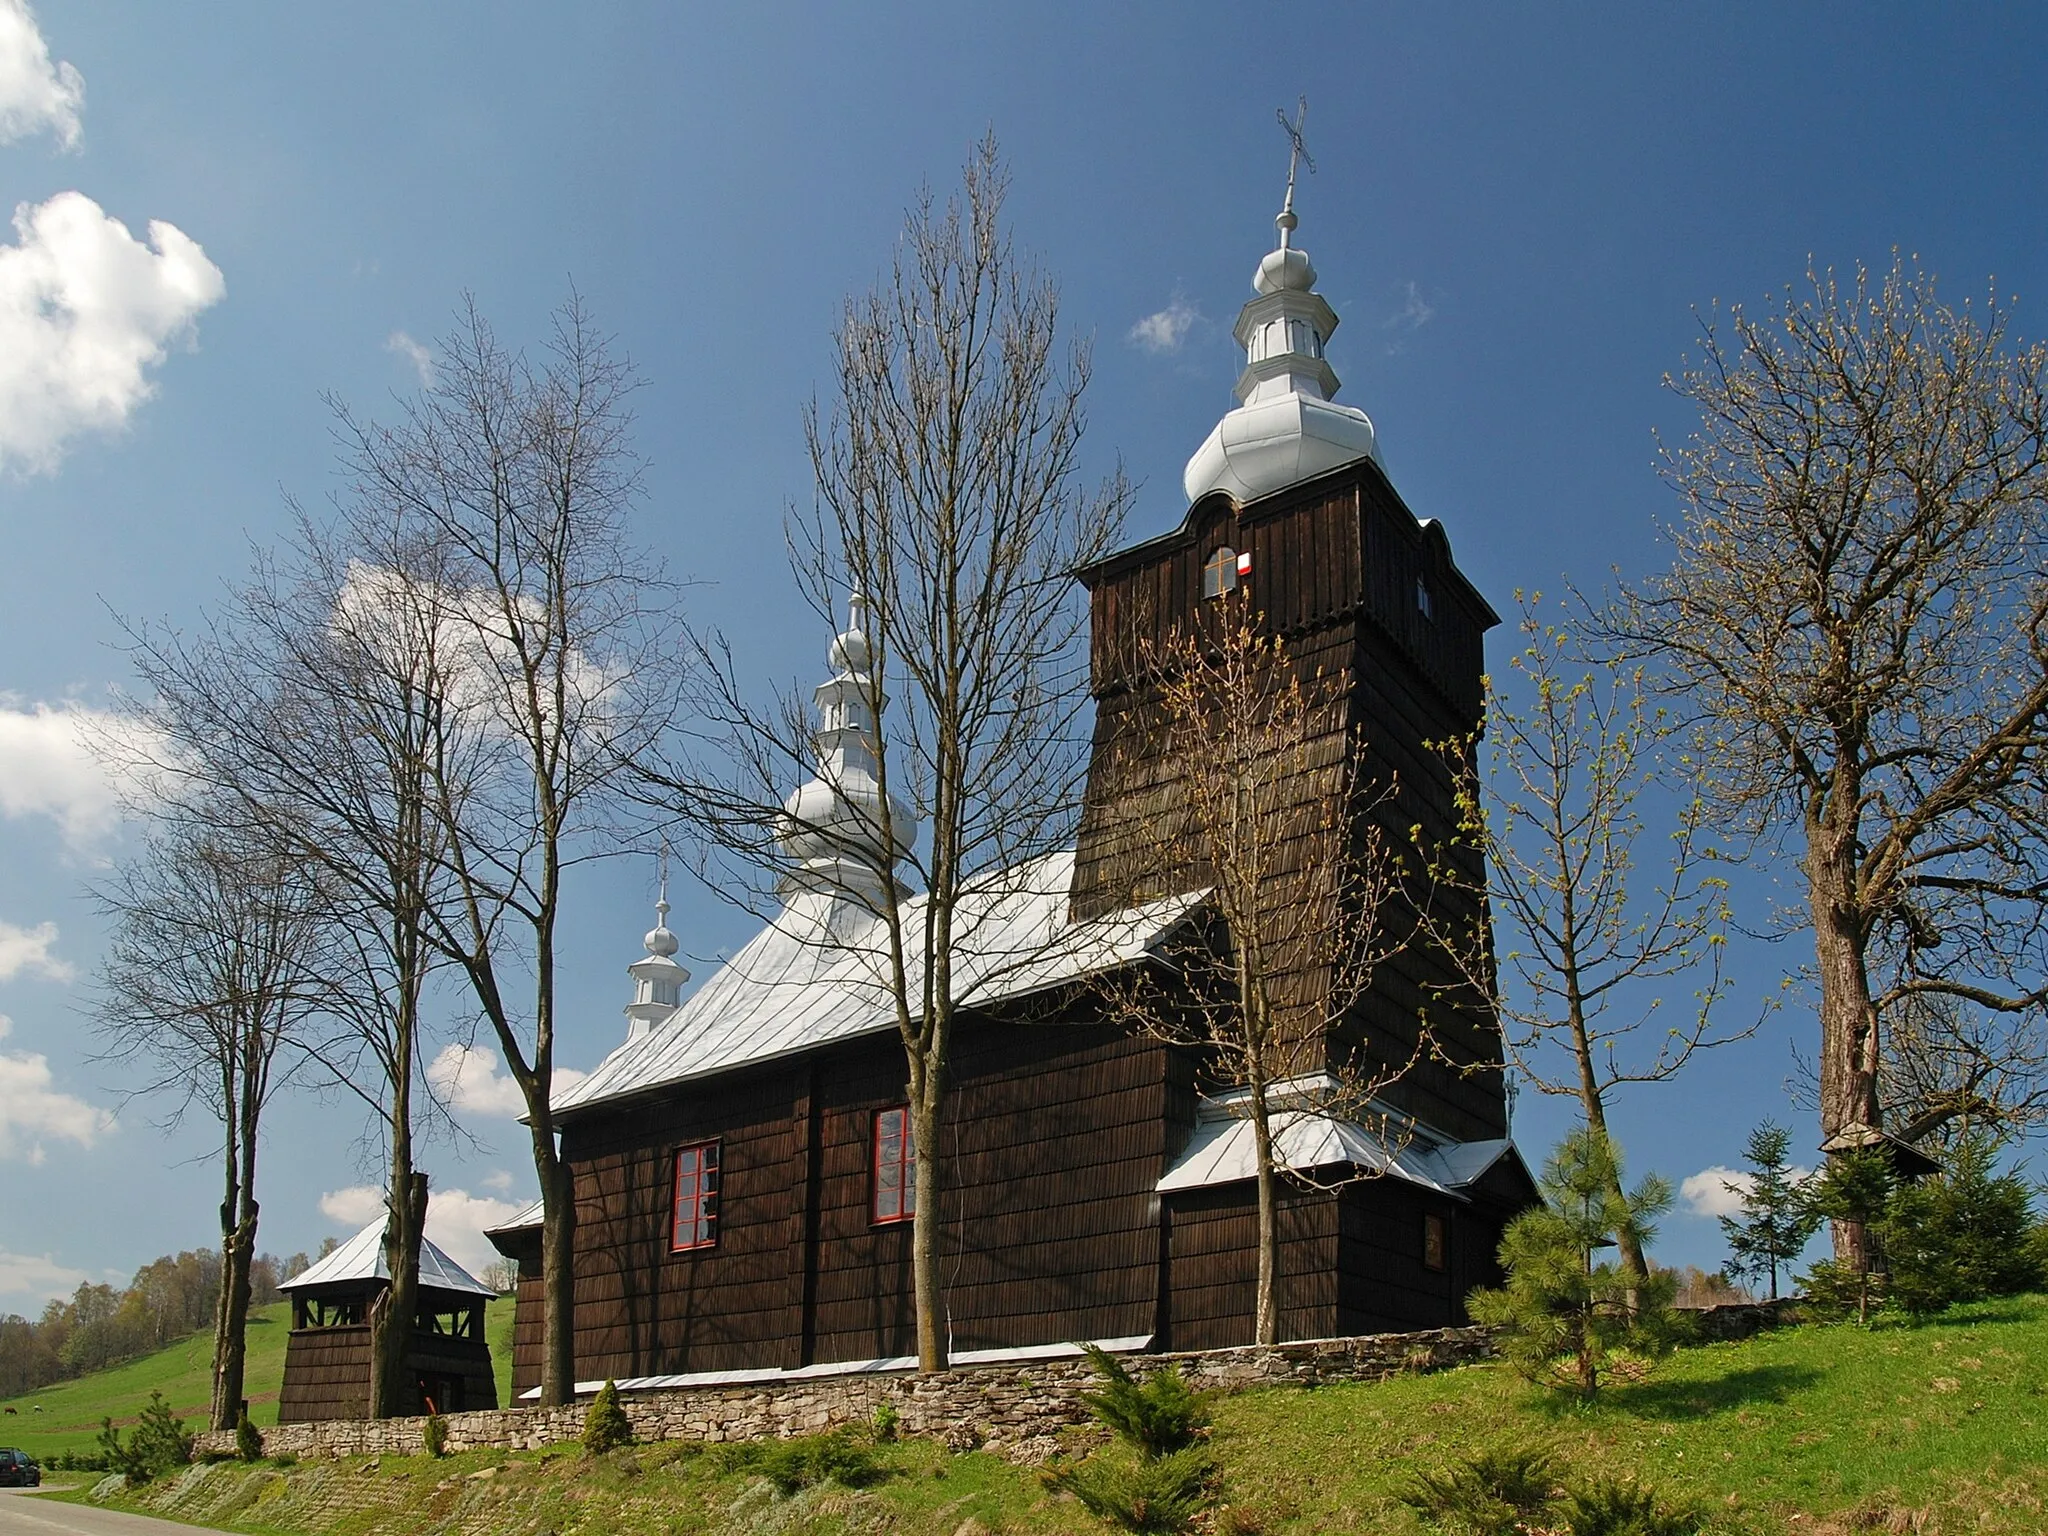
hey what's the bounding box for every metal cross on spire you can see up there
[1276,95,1315,220]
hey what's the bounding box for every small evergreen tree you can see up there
[234,1408,263,1462]
[1044,1348,1218,1534]
[1467,1128,1678,1399]
[581,1378,633,1455]
[1879,1133,2043,1316]
[1798,1149,1895,1324]
[1718,1121,1820,1299]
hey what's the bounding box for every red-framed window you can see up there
[671,1140,720,1251]
[872,1106,916,1224]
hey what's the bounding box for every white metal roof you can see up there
[281,1218,495,1297]
[554,849,1206,1115]
[1158,1089,1520,1200]
[484,1198,544,1236]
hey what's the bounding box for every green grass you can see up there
[0,1297,518,1461]
[42,1294,2048,1535]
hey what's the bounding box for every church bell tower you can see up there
[1070,128,1507,1142]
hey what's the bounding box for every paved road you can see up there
[0,1488,240,1536]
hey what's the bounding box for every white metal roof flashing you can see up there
[552,849,1207,1117]
[519,1335,1155,1398]
[280,1218,495,1297]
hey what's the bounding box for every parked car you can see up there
[0,1447,39,1486]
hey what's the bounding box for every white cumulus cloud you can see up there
[0,918,71,982]
[0,1247,90,1305]
[1680,1162,1814,1219]
[318,1182,532,1281]
[0,190,225,475]
[0,695,159,850]
[385,329,437,389]
[427,1042,586,1119]
[0,1013,115,1163]
[1128,296,1199,354]
[0,0,83,149]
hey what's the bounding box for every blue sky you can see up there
[2,1,2045,1307]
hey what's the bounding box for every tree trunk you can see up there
[911,1093,945,1371]
[1808,797,1882,1272]
[1250,1076,1280,1346]
[370,1169,427,1418]
[1567,989,1647,1309]
[535,1128,575,1407]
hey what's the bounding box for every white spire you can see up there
[1183,103,1379,506]
[778,594,918,909]
[624,845,689,1041]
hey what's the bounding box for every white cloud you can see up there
[318,1182,532,1281]
[0,918,71,982]
[1128,296,1199,354]
[481,1168,516,1193]
[0,190,225,475]
[0,1247,89,1305]
[0,695,158,850]
[385,329,437,389]
[0,1013,115,1163]
[0,0,83,149]
[427,1042,586,1119]
[1385,280,1436,333]
[1680,1162,1814,1219]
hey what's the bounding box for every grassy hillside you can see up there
[54,1294,2048,1535]
[1,1297,517,1460]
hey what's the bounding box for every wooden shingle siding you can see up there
[277,1324,497,1422]
[554,1013,1177,1381]
[1160,1184,1340,1351]
[1071,457,1508,1142]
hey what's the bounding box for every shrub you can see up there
[1467,1129,1679,1399]
[234,1410,264,1463]
[581,1379,633,1456]
[1879,1133,2043,1315]
[1558,1475,1702,1535]
[1076,1346,1208,1458]
[1400,1447,1559,1536]
[422,1413,448,1458]
[1043,1447,1214,1535]
[717,1431,882,1495]
[96,1391,194,1484]
[869,1398,900,1442]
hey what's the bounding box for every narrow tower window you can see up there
[1202,546,1240,599]
[1416,575,1434,621]
[873,1106,916,1223]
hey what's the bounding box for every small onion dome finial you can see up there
[828,592,872,676]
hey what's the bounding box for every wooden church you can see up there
[488,176,1536,1397]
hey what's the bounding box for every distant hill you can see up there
[0,1297,516,1459]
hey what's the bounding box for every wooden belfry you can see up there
[277,1219,499,1422]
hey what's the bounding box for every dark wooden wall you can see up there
[555,1009,1186,1382]
[1070,456,1508,1142]
[277,1325,497,1423]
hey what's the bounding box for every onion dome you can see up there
[624,864,689,1042]
[778,594,918,909]
[1182,183,1379,505]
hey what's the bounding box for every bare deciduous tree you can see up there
[1609,258,2048,1270]
[327,294,677,1406]
[660,137,1129,1371]
[1423,597,1754,1296]
[1108,606,1421,1344]
[117,505,475,1417]
[90,821,325,1429]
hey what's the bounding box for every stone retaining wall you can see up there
[193,1325,1497,1465]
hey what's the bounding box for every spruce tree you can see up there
[1718,1121,1820,1300]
